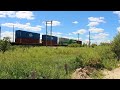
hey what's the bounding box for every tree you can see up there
[0,37,11,53]
[111,32,120,60]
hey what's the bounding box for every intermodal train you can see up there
[14,30,82,46]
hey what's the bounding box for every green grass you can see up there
[0,46,119,79]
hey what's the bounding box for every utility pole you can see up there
[13,25,14,42]
[78,33,79,41]
[46,21,47,47]
[50,21,52,46]
[89,31,90,47]
[0,26,1,40]
[46,21,53,47]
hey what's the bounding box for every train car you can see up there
[42,35,58,46]
[58,37,70,46]
[15,30,40,44]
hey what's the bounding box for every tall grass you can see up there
[0,46,119,79]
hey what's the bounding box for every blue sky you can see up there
[0,11,120,44]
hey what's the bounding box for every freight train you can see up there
[14,30,82,46]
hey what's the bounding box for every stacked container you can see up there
[42,35,58,46]
[15,30,40,44]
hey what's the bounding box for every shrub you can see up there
[100,42,111,46]
[111,32,120,60]
[0,37,11,53]
[68,43,81,47]
[82,43,87,47]
[91,43,97,48]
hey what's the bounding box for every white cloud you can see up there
[84,33,109,45]
[82,39,89,44]
[68,33,72,35]
[0,11,34,20]
[87,17,105,27]
[16,11,34,20]
[72,21,79,24]
[88,17,105,23]
[42,21,61,26]
[113,11,120,18]
[89,27,104,33]
[92,39,111,45]
[73,29,87,34]
[0,11,15,18]
[1,31,14,42]
[52,32,62,37]
[86,35,89,38]
[1,22,42,31]
[6,11,16,18]
[117,27,120,32]
[87,22,99,27]
[92,33,109,39]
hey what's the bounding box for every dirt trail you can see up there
[103,67,120,79]
[72,65,120,79]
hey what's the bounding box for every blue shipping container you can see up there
[42,35,58,41]
[15,30,40,39]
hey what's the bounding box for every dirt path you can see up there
[103,67,120,79]
[72,65,120,79]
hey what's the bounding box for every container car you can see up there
[42,35,58,46]
[15,30,40,44]
[14,30,82,46]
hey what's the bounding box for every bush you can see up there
[0,37,11,53]
[68,43,81,47]
[100,42,111,46]
[111,32,120,60]
[91,43,97,48]
[82,43,87,47]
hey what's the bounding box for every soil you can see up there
[72,64,120,79]
[103,67,120,79]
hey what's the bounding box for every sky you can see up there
[0,11,120,44]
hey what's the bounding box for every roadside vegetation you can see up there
[0,32,120,79]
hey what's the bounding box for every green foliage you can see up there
[101,59,118,70]
[90,70,104,79]
[82,43,87,47]
[0,37,11,53]
[111,32,120,60]
[91,43,97,48]
[68,43,81,47]
[95,46,116,60]
[0,45,119,79]
[100,42,111,46]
